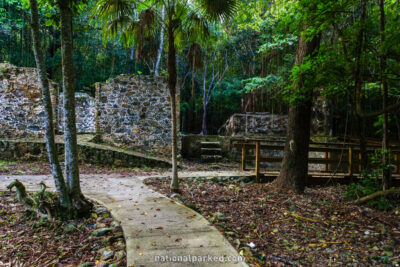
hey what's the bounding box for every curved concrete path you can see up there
[0,172,248,267]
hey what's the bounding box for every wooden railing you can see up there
[234,139,400,182]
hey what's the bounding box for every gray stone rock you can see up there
[115,250,126,261]
[77,262,95,267]
[102,248,114,261]
[91,228,113,237]
[64,223,75,233]
[116,240,126,249]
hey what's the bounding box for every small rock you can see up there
[116,240,126,249]
[115,250,126,261]
[96,223,106,229]
[64,223,75,233]
[111,221,120,228]
[247,242,256,249]
[77,262,95,267]
[213,212,228,222]
[97,248,106,255]
[201,191,207,196]
[95,207,108,214]
[102,248,114,260]
[225,231,236,237]
[170,193,181,199]
[92,228,112,237]
[364,231,370,235]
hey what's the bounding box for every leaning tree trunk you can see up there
[167,22,179,193]
[274,32,321,193]
[59,0,91,213]
[379,0,391,190]
[29,0,71,208]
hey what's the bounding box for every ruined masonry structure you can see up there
[95,75,178,154]
[0,63,177,154]
[0,63,59,138]
[58,92,95,133]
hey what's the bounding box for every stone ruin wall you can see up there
[226,113,288,137]
[0,64,175,154]
[96,75,178,154]
[58,92,96,133]
[0,63,59,138]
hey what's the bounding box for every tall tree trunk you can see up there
[355,0,368,170]
[274,31,321,193]
[379,0,391,190]
[154,5,165,76]
[167,22,179,193]
[59,0,91,213]
[188,58,196,133]
[29,0,71,209]
[201,63,208,135]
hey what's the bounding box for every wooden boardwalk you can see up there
[234,138,400,184]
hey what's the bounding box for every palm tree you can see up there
[92,0,237,192]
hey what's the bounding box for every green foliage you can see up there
[345,150,397,210]
[345,177,392,210]
[242,75,280,94]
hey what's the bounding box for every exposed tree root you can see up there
[7,179,34,208]
[354,187,400,204]
[7,179,58,220]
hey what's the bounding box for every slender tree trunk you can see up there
[358,115,368,169]
[395,114,400,141]
[379,0,391,190]
[201,101,207,135]
[110,51,115,78]
[29,0,71,209]
[201,63,208,135]
[188,58,196,133]
[167,22,179,193]
[59,0,91,213]
[154,5,165,76]
[274,31,321,193]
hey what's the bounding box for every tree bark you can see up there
[274,31,321,193]
[167,21,179,193]
[59,0,91,213]
[379,0,391,190]
[29,0,71,208]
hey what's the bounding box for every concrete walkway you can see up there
[0,172,249,267]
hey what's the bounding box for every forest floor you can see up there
[0,159,240,176]
[145,176,400,267]
[0,191,127,266]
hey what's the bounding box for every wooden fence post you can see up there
[348,146,353,177]
[255,141,260,182]
[241,145,246,171]
[324,152,328,171]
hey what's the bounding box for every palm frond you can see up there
[197,0,238,21]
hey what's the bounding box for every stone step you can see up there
[200,141,221,148]
[201,154,223,162]
[201,148,222,156]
